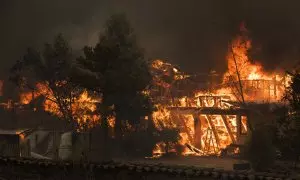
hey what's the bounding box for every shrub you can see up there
[243,126,277,171]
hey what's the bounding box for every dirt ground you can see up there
[116,156,246,171]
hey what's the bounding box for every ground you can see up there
[116,156,246,171]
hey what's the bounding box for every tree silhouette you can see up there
[285,71,300,118]
[278,71,300,166]
[74,14,153,154]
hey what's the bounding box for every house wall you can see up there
[0,134,20,157]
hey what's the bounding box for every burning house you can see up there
[150,24,291,157]
[0,23,292,160]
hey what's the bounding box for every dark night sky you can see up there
[1,0,300,79]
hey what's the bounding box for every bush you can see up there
[158,127,180,154]
[243,126,277,171]
[174,143,185,155]
[122,129,158,157]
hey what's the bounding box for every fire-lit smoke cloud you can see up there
[1,0,300,80]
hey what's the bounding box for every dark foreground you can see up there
[0,156,294,180]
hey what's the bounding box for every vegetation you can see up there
[243,71,300,170]
[75,14,152,131]
[243,125,277,170]
[122,129,158,157]
[276,71,300,165]
[9,13,182,159]
[284,71,300,119]
[73,14,157,157]
[157,127,181,155]
[10,35,83,130]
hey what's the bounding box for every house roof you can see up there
[0,129,29,135]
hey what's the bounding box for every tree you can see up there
[10,34,85,130]
[75,14,153,154]
[277,71,300,166]
[285,71,300,119]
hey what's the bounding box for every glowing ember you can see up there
[107,115,116,128]
[15,131,25,140]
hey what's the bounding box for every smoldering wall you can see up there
[1,0,300,80]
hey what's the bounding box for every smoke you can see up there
[1,0,300,79]
[244,0,300,71]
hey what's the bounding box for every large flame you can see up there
[19,82,101,131]
[0,23,292,157]
[223,24,290,102]
[150,23,291,157]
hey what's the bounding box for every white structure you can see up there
[25,129,91,160]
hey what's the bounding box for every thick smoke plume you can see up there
[1,0,300,79]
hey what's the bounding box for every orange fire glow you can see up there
[19,82,101,131]
[223,24,289,102]
[150,23,290,157]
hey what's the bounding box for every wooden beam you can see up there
[273,77,277,99]
[205,115,220,147]
[236,115,241,143]
[168,107,248,116]
[221,115,236,144]
[193,114,202,149]
[180,115,194,144]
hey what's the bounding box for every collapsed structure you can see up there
[150,24,291,156]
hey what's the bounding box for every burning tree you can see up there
[10,34,100,131]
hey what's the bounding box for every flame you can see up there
[151,59,190,89]
[226,36,272,81]
[15,131,25,140]
[107,115,116,128]
[0,23,291,157]
[223,24,289,102]
[19,133,25,140]
[149,23,292,157]
[226,21,270,81]
[152,105,176,130]
[19,82,101,131]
